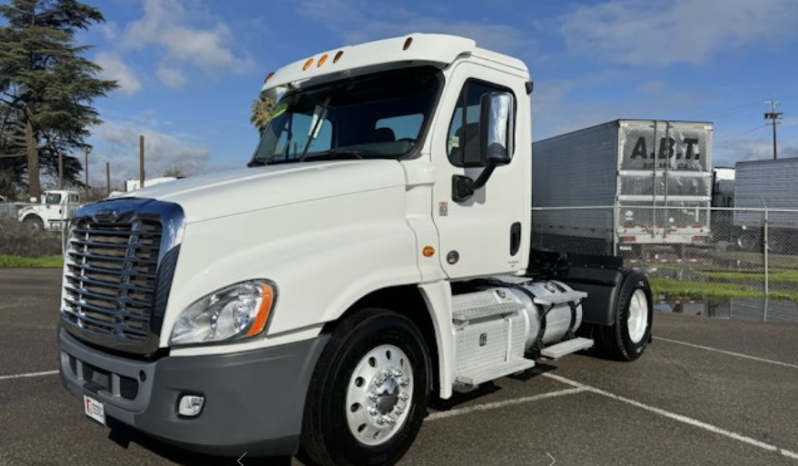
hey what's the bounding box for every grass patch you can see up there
[649,278,798,304]
[0,254,63,268]
[694,269,798,286]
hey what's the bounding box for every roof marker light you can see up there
[303,58,314,71]
[264,71,275,83]
[333,50,344,63]
[403,37,413,50]
[317,54,328,67]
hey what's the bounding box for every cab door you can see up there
[431,64,530,279]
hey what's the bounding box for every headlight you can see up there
[170,280,276,346]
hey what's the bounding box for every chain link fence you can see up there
[0,199,71,260]
[532,205,798,324]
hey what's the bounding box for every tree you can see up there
[250,93,275,135]
[0,0,117,200]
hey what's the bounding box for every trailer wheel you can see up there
[736,230,761,252]
[595,271,652,361]
[300,308,430,466]
[23,216,44,232]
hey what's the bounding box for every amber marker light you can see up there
[333,50,344,63]
[403,37,413,50]
[263,71,275,83]
[303,58,314,71]
[423,246,435,257]
[317,54,329,67]
[245,284,276,337]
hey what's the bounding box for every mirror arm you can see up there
[451,165,496,203]
[472,165,495,190]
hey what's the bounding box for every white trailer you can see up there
[57,34,653,466]
[532,120,713,256]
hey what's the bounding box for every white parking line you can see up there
[543,372,798,461]
[427,387,586,421]
[0,370,59,382]
[655,337,798,370]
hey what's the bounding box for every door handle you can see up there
[510,222,522,256]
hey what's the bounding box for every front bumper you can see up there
[58,328,328,456]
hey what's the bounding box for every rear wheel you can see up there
[300,308,430,466]
[594,271,653,361]
[736,230,761,252]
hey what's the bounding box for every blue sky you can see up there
[65,0,798,187]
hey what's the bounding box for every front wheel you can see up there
[300,308,431,466]
[594,270,653,361]
[23,216,44,232]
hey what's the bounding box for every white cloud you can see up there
[123,0,255,85]
[156,64,188,89]
[94,52,142,96]
[559,0,798,66]
[296,0,531,55]
[91,116,210,187]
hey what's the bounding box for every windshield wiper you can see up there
[298,95,332,163]
[316,148,364,160]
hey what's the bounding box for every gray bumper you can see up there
[58,328,328,456]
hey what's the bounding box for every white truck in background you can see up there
[532,120,713,257]
[17,189,80,232]
[57,34,652,466]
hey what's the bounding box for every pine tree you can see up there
[0,0,117,200]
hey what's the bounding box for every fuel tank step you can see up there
[540,337,594,360]
[455,358,536,386]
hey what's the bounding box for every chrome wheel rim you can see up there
[345,344,414,446]
[627,289,649,343]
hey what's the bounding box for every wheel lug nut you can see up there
[394,407,404,415]
[376,417,385,426]
[369,392,379,401]
[369,407,379,416]
[392,369,402,377]
[400,393,410,401]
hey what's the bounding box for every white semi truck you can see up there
[17,189,80,231]
[57,34,652,466]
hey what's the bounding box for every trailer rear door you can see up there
[616,121,712,247]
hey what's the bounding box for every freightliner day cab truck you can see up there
[58,34,653,466]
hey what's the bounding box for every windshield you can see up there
[250,66,441,166]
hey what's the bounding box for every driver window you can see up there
[447,81,511,168]
[46,193,61,205]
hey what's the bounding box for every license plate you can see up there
[84,395,106,425]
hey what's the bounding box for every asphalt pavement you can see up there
[1,269,797,466]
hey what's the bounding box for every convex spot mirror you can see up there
[480,92,514,166]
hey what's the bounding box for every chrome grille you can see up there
[63,218,163,342]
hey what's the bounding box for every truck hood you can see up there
[126,160,407,223]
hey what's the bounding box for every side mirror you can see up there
[480,92,514,166]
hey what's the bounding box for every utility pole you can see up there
[139,135,145,189]
[106,161,111,196]
[764,100,783,160]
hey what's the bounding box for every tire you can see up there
[299,308,431,466]
[736,230,761,252]
[23,216,44,232]
[594,271,653,361]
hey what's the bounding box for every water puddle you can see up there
[655,297,798,324]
